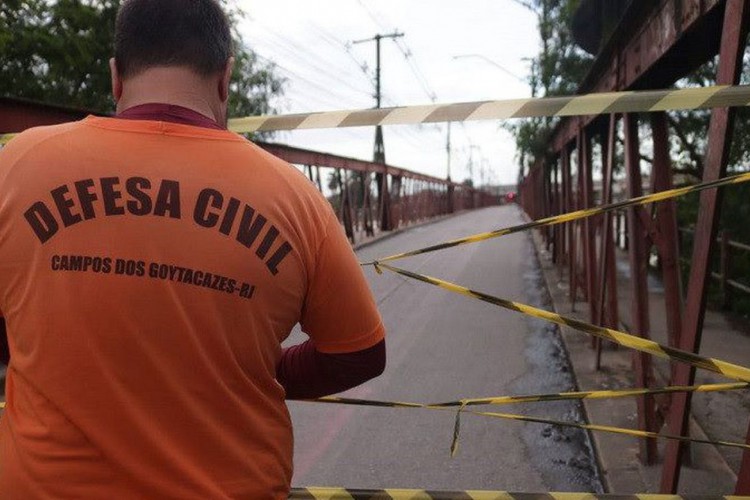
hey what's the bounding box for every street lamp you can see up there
[452,53,525,83]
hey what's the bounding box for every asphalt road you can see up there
[284,205,603,493]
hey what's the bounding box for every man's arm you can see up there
[0,318,8,366]
[276,339,385,399]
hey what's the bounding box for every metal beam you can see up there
[0,97,103,133]
[650,112,684,359]
[256,142,456,186]
[738,419,750,493]
[552,0,725,153]
[624,113,658,465]
[660,0,750,492]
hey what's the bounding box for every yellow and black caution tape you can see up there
[229,84,750,133]
[312,382,748,409]
[459,408,750,452]
[287,487,749,499]
[305,383,750,455]
[3,384,746,451]
[372,263,750,384]
[362,171,750,265]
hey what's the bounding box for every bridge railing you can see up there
[517,0,750,493]
[256,142,497,246]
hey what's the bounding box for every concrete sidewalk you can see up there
[531,229,750,494]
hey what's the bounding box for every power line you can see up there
[393,39,437,102]
[253,52,368,110]
[249,24,374,99]
[355,0,438,103]
[308,22,375,87]
[356,0,390,30]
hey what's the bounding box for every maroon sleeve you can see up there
[276,339,385,399]
[0,319,8,366]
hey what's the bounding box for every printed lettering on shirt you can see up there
[23,177,293,276]
[49,254,256,299]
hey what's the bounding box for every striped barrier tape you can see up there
[2,85,750,146]
[307,384,750,455]
[3,386,747,450]
[362,171,750,265]
[228,84,749,132]
[4,382,745,413]
[456,408,750,452]
[372,263,750,384]
[313,382,749,409]
[288,487,750,499]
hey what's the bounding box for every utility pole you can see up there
[353,31,403,163]
[352,31,404,230]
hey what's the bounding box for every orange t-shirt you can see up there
[0,116,384,498]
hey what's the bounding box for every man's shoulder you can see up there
[0,120,87,165]
[246,141,328,198]
[242,142,336,231]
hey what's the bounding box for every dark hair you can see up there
[115,0,232,78]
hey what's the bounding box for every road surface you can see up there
[284,205,603,493]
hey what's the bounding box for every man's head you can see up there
[110,0,235,125]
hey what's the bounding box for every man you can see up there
[0,0,385,497]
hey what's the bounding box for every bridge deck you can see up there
[286,205,602,492]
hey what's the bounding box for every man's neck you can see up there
[116,67,222,123]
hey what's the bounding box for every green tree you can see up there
[506,0,594,178]
[0,0,284,120]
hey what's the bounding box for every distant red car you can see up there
[504,192,517,203]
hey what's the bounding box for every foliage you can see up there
[506,0,594,178]
[667,55,750,181]
[0,0,284,121]
[0,0,119,111]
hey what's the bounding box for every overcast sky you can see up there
[236,0,539,185]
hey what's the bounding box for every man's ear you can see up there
[109,58,123,101]
[219,57,235,103]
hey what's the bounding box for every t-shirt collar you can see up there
[116,103,225,131]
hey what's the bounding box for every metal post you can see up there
[624,113,658,465]
[660,0,750,491]
[541,162,554,251]
[614,210,620,249]
[571,136,586,309]
[595,114,620,369]
[552,159,561,265]
[339,169,355,243]
[560,151,570,273]
[562,146,575,306]
[581,129,598,325]
[738,419,750,493]
[363,170,375,237]
[721,230,731,309]
[622,210,629,251]
[315,166,322,192]
[651,111,684,354]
